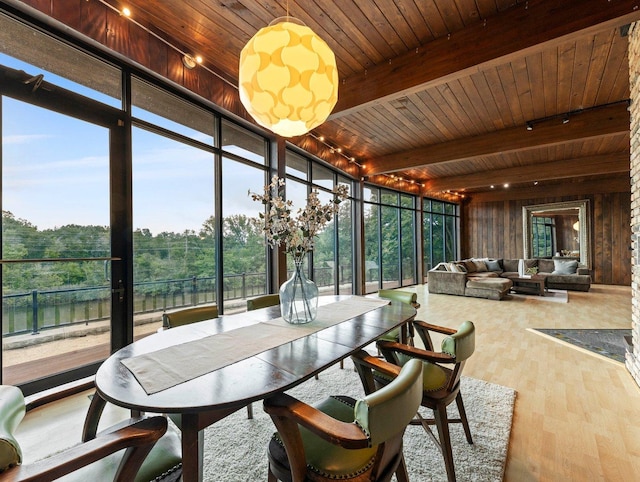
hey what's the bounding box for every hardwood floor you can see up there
[411,283,640,481]
[14,283,640,480]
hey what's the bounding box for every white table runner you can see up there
[121,296,389,394]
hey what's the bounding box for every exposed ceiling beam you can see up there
[364,102,630,175]
[466,175,630,202]
[425,152,629,192]
[331,0,640,119]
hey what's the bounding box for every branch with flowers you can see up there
[249,175,349,262]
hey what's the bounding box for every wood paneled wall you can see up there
[463,192,632,285]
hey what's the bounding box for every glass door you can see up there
[1,69,122,393]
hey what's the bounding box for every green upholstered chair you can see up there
[161,304,218,329]
[374,320,476,482]
[0,384,182,482]
[246,294,280,312]
[377,289,420,346]
[264,352,423,482]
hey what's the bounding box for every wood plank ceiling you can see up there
[101,0,640,200]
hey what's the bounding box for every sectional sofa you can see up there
[427,257,591,300]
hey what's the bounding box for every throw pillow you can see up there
[552,259,578,275]
[455,262,468,273]
[538,259,555,273]
[503,259,519,272]
[472,259,488,272]
[525,266,538,275]
[447,262,460,272]
[463,260,477,273]
[485,259,501,271]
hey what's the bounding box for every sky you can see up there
[1,54,267,235]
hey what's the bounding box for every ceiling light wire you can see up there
[96,0,237,89]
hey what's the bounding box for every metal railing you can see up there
[2,267,351,337]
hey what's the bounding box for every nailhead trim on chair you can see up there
[150,462,182,482]
[271,436,376,480]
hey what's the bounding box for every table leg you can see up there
[181,413,204,482]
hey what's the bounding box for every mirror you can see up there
[523,200,591,268]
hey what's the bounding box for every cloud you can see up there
[2,134,52,144]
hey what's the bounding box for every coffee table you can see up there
[510,275,546,296]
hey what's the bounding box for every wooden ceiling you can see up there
[100,0,639,200]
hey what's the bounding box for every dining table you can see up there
[94,295,417,482]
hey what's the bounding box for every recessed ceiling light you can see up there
[121,7,131,17]
[504,183,510,188]
[490,185,495,189]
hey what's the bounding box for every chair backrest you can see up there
[162,304,218,329]
[246,294,280,311]
[442,320,475,362]
[0,385,25,471]
[377,289,419,308]
[353,358,423,446]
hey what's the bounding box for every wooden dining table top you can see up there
[94,295,417,415]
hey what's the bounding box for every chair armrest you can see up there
[350,350,402,378]
[24,377,95,413]
[377,340,455,365]
[413,320,456,336]
[413,320,456,351]
[263,393,369,450]
[0,416,167,482]
[350,350,403,394]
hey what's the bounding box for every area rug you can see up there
[531,328,630,363]
[202,359,516,481]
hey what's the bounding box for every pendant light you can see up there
[238,17,338,138]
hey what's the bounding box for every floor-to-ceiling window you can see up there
[364,185,418,292]
[221,120,270,311]
[285,150,354,295]
[423,199,459,274]
[0,12,125,392]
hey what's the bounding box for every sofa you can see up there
[428,257,591,300]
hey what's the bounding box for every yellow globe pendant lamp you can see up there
[239,17,338,138]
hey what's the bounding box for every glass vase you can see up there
[279,259,318,324]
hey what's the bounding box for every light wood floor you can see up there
[411,283,640,481]
[15,283,640,481]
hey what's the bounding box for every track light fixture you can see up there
[525,100,629,132]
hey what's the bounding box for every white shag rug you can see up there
[202,359,516,482]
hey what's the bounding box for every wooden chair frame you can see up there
[0,384,168,482]
[375,320,475,482]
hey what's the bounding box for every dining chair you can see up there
[374,320,476,482]
[377,289,420,346]
[246,293,280,312]
[263,352,423,482]
[0,384,182,482]
[161,304,219,329]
